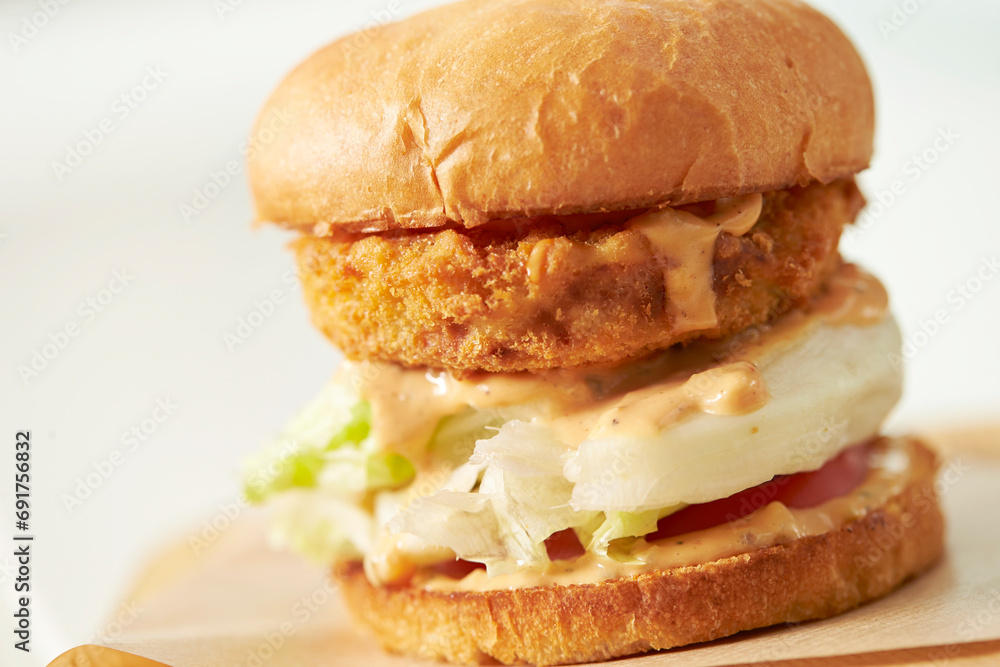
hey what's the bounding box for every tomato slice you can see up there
[545,528,586,561]
[648,441,872,542]
[433,529,586,577]
[431,558,485,580]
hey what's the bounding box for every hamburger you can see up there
[242,0,945,664]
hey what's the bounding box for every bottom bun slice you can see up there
[335,437,944,666]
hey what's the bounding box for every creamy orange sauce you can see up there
[419,437,923,592]
[525,234,653,287]
[364,533,455,585]
[629,193,762,334]
[357,356,770,455]
[813,262,890,327]
[563,360,768,442]
[523,194,761,330]
[346,262,887,457]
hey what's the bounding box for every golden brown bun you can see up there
[250,0,874,233]
[295,180,861,373]
[335,439,943,666]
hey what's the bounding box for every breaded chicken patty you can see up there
[294,179,864,373]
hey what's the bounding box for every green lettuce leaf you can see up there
[587,509,663,557]
[244,382,412,504]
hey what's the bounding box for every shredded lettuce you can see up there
[390,421,600,574]
[245,380,511,564]
[244,384,412,504]
[268,491,375,563]
[428,408,505,468]
[587,510,661,554]
[327,400,371,449]
[585,507,684,561]
[246,384,688,571]
[368,452,416,489]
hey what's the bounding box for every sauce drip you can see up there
[629,193,763,334]
[353,356,769,455]
[813,263,890,326]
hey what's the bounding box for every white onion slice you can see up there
[566,316,903,512]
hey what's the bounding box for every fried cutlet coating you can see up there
[293,180,864,373]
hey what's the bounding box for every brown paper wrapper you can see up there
[51,429,1000,667]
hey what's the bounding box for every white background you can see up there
[1,0,998,664]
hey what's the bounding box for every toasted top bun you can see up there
[250,0,874,232]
